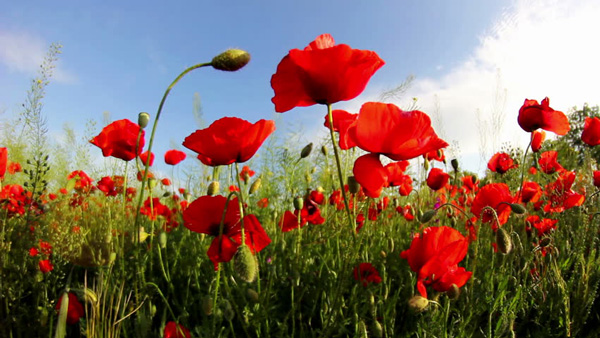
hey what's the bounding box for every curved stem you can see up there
[516,136,533,200]
[326,104,354,231]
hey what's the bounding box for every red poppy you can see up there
[164,321,191,338]
[353,263,382,287]
[470,183,513,229]
[97,176,118,197]
[29,247,39,256]
[538,151,564,174]
[183,117,275,166]
[0,184,30,216]
[183,195,270,269]
[139,151,154,166]
[519,181,542,204]
[0,147,7,180]
[543,171,585,213]
[424,149,445,162]
[517,97,569,135]
[531,130,546,152]
[324,109,359,149]
[487,152,518,174]
[461,176,479,194]
[161,178,171,186]
[164,149,187,165]
[271,34,384,113]
[348,102,448,161]
[594,171,600,188]
[257,197,269,208]
[55,292,85,325]
[239,165,255,183]
[90,119,144,161]
[67,170,94,193]
[352,153,388,198]
[525,215,557,237]
[582,116,600,146]
[279,194,326,232]
[385,160,410,185]
[39,259,54,273]
[400,226,472,298]
[397,175,413,196]
[426,168,450,191]
[397,204,415,221]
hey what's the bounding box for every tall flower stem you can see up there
[516,137,533,200]
[134,62,212,242]
[326,104,355,231]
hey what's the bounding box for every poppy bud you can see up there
[408,295,429,314]
[300,142,313,159]
[148,178,157,189]
[207,181,220,196]
[138,228,150,243]
[423,158,430,171]
[304,171,312,183]
[446,283,460,300]
[246,288,259,303]
[419,209,437,223]
[150,303,157,317]
[451,158,459,172]
[293,197,304,210]
[202,297,213,316]
[211,49,251,71]
[539,237,551,247]
[496,228,512,254]
[357,320,368,338]
[233,244,257,283]
[249,177,262,195]
[510,203,527,214]
[138,112,150,128]
[317,186,325,193]
[371,321,383,338]
[223,299,235,321]
[321,145,328,156]
[158,231,167,249]
[348,176,360,194]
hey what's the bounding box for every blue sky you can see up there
[1,0,599,175]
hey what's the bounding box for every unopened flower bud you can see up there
[419,209,437,223]
[249,177,262,195]
[293,197,304,210]
[321,145,328,156]
[211,49,251,71]
[510,203,527,214]
[246,288,259,303]
[202,296,213,316]
[300,142,313,159]
[234,245,257,283]
[423,158,430,171]
[408,295,429,314]
[348,176,360,194]
[496,228,512,254]
[158,231,167,249]
[451,158,459,172]
[207,181,220,196]
[371,320,383,338]
[539,237,551,247]
[138,112,150,128]
[446,283,460,300]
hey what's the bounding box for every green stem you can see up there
[516,136,533,200]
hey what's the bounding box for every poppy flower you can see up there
[164,149,187,165]
[55,292,85,325]
[400,226,471,298]
[487,152,518,174]
[239,165,255,183]
[525,215,558,237]
[348,102,448,161]
[324,109,359,149]
[531,130,546,152]
[97,176,118,197]
[581,116,600,146]
[352,153,389,198]
[39,259,54,273]
[519,181,542,204]
[271,33,384,113]
[183,117,275,166]
[139,151,154,166]
[470,183,513,229]
[397,175,413,196]
[164,321,191,338]
[385,160,410,185]
[543,171,585,213]
[538,151,565,174]
[0,147,7,180]
[426,168,450,191]
[353,263,382,287]
[517,97,569,135]
[183,195,270,269]
[424,149,445,162]
[67,170,94,193]
[594,171,600,188]
[90,119,144,161]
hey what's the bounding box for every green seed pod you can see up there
[207,181,220,196]
[293,197,304,211]
[249,177,262,195]
[348,176,360,194]
[138,112,150,128]
[408,295,429,314]
[300,142,313,159]
[158,231,167,249]
[148,178,158,189]
[419,210,437,223]
[211,49,251,72]
[496,228,512,254]
[321,145,328,156]
[446,283,460,300]
[234,245,257,283]
[510,203,527,214]
[246,288,259,303]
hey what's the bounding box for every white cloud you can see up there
[0,30,77,84]
[385,0,600,173]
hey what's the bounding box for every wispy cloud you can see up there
[0,29,77,84]
[379,0,600,172]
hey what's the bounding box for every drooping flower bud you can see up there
[496,228,513,254]
[233,244,257,283]
[300,142,313,159]
[246,288,259,303]
[510,203,527,214]
[446,283,460,300]
[419,209,437,223]
[408,295,429,314]
[451,158,459,172]
[211,49,251,71]
[348,176,360,194]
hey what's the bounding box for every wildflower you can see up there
[582,116,600,146]
[257,197,269,208]
[487,152,518,174]
[594,171,600,188]
[538,151,565,174]
[164,321,191,338]
[55,292,85,325]
[323,109,359,149]
[271,33,384,113]
[164,149,187,165]
[531,130,546,152]
[424,149,445,162]
[0,147,7,179]
[29,247,39,256]
[352,153,388,198]
[139,150,154,166]
[517,97,569,135]
[67,170,94,193]
[543,171,585,213]
[90,119,144,161]
[426,168,450,191]
[400,226,472,298]
[353,263,382,287]
[97,176,118,197]
[183,117,275,166]
[39,259,54,273]
[239,165,255,183]
[470,183,513,229]
[519,181,542,204]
